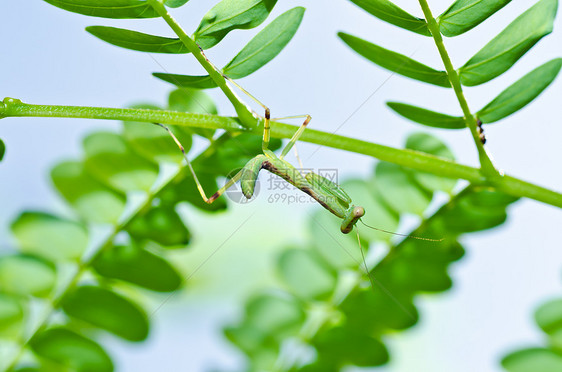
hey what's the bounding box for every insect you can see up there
[476,118,487,144]
[159,76,441,244]
[156,73,443,298]
[159,78,369,235]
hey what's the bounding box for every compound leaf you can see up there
[11,212,88,261]
[86,26,188,54]
[83,132,158,192]
[51,161,126,224]
[93,244,182,292]
[535,299,562,335]
[30,327,113,372]
[0,294,24,335]
[478,58,562,123]
[168,88,218,115]
[438,0,512,37]
[164,0,188,7]
[438,187,517,233]
[126,205,190,246]
[502,348,562,372]
[0,255,56,297]
[122,104,193,164]
[62,286,149,341]
[338,32,450,87]
[374,162,432,215]
[153,73,218,89]
[223,7,305,79]
[168,88,217,139]
[404,133,458,193]
[387,102,465,129]
[194,0,278,49]
[43,0,158,19]
[459,0,558,86]
[349,0,430,36]
[278,249,336,300]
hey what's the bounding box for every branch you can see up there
[418,0,499,178]
[1,98,560,208]
[146,0,257,128]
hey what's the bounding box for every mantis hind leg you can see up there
[153,123,243,204]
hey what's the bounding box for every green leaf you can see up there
[313,327,389,367]
[223,7,305,79]
[438,0,512,37]
[92,244,182,292]
[374,162,432,215]
[438,187,517,233]
[30,327,113,372]
[83,132,159,192]
[278,249,336,300]
[348,0,430,36]
[127,205,190,246]
[0,294,24,334]
[0,139,5,161]
[168,88,218,115]
[153,73,218,89]
[123,120,192,164]
[478,58,562,123]
[338,32,451,87]
[502,348,562,372]
[194,0,278,49]
[86,26,188,54]
[62,286,149,341]
[404,133,458,193]
[0,255,56,297]
[122,104,193,164]
[386,102,465,129]
[535,298,562,334]
[164,0,188,7]
[225,293,305,353]
[168,88,217,139]
[43,0,158,19]
[51,161,126,224]
[11,212,88,261]
[459,0,558,86]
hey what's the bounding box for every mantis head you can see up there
[340,206,365,234]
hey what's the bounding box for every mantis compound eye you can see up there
[353,206,365,218]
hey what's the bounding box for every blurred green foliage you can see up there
[0,0,559,371]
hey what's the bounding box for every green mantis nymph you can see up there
[160,74,442,245]
[160,77,366,235]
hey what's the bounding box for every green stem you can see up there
[146,0,256,128]
[0,98,243,131]
[417,0,498,178]
[1,98,560,208]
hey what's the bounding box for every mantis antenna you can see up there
[360,220,444,242]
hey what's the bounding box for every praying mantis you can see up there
[160,76,367,235]
[156,68,441,297]
[157,63,440,243]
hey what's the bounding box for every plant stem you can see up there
[417,0,499,178]
[146,0,256,128]
[1,98,560,208]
